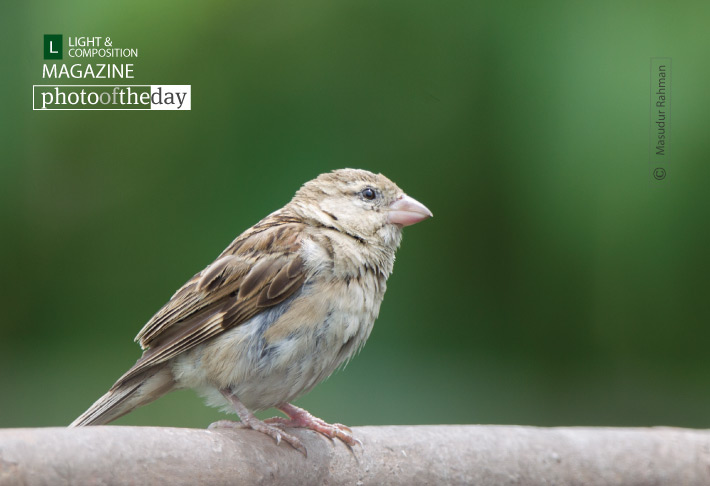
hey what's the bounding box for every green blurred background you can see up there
[2,0,709,429]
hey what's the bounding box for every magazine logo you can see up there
[37,34,191,111]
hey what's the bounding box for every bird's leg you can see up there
[208,389,306,455]
[265,403,362,447]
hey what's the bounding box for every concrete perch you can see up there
[1,425,709,485]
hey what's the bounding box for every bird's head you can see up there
[289,169,432,249]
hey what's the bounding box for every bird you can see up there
[70,168,432,453]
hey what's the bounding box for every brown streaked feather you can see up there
[134,219,304,347]
[196,255,246,293]
[260,266,306,307]
[115,216,308,387]
[239,258,282,300]
[120,312,228,384]
[266,259,303,301]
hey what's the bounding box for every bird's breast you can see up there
[173,271,386,410]
[258,272,385,380]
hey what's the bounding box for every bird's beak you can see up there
[387,195,433,227]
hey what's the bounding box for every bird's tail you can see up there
[70,365,175,427]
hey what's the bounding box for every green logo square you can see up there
[44,34,63,60]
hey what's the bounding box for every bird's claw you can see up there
[270,404,363,448]
[210,417,306,454]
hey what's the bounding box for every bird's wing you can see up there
[114,216,307,386]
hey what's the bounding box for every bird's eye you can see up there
[361,188,377,200]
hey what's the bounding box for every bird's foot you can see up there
[212,390,307,455]
[267,403,362,448]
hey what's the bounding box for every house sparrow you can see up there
[70,168,432,453]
